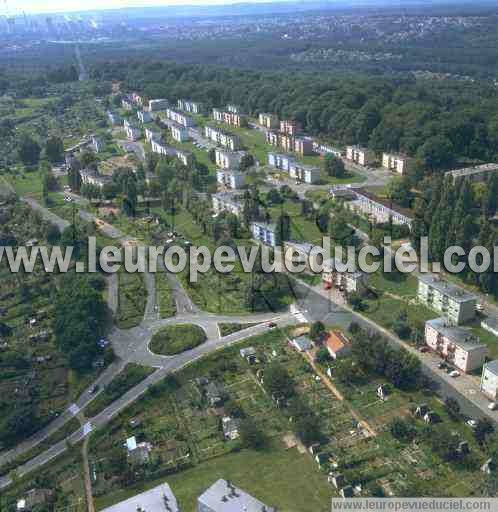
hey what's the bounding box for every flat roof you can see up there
[418,273,478,303]
[353,189,413,220]
[445,163,498,179]
[100,482,179,512]
[198,479,274,512]
[426,317,485,351]
[484,360,498,376]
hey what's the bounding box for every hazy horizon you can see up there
[1,0,301,16]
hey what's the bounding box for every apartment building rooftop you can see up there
[100,482,179,512]
[418,273,478,303]
[353,188,413,219]
[445,163,498,179]
[427,317,485,352]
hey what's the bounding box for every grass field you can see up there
[149,324,207,355]
[218,322,260,337]
[156,271,177,318]
[116,269,147,329]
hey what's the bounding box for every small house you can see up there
[240,346,257,364]
[205,382,225,407]
[329,473,346,489]
[126,436,152,465]
[340,486,354,498]
[325,331,352,360]
[423,411,441,424]
[290,335,313,353]
[414,404,429,418]
[222,416,240,441]
[377,384,389,401]
[17,489,53,511]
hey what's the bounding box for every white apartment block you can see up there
[216,170,246,190]
[148,99,169,112]
[418,273,478,325]
[251,221,277,247]
[268,152,293,171]
[382,152,414,175]
[170,123,190,143]
[176,149,193,167]
[107,111,121,126]
[215,148,245,170]
[280,119,301,135]
[445,163,498,183]
[177,99,203,114]
[131,92,144,106]
[322,257,368,294]
[346,189,413,227]
[125,124,141,141]
[166,108,194,128]
[266,130,279,146]
[313,141,343,158]
[212,193,243,217]
[226,104,241,114]
[122,98,133,111]
[346,145,375,166]
[289,161,320,184]
[259,113,279,129]
[213,108,245,128]
[151,140,170,156]
[79,169,112,189]
[481,360,498,400]
[137,110,152,124]
[425,317,488,373]
[145,128,162,144]
[204,125,241,151]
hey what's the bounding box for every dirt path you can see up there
[303,353,378,438]
[82,435,94,512]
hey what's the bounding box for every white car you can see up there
[488,402,498,411]
[449,370,460,378]
[466,419,478,429]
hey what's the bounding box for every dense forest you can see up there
[90,60,498,171]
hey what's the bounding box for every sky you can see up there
[1,0,293,16]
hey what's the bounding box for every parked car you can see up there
[488,402,498,411]
[449,370,460,378]
[466,419,478,429]
[268,322,277,329]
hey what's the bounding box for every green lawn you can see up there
[149,324,207,355]
[156,271,177,318]
[116,269,147,329]
[218,322,260,337]
[95,441,332,512]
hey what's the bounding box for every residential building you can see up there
[268,152,293,172]
[417,273,478,325]
[100,482,179,512]
[240,347,257,364]
[313,141,343,158]
[131,92,144,106]
[215,148,245,170]
[121,97,133,111]
[227,104,241,114]
[280,119,301,136]
[293,136,314,156]
[322,258,368,294]
[17,489,53,512]
[445,163,498,183]
[425,317,488,373]
[126,435,152,465]
[198,479,275,512]
[204,125,241,151]
[482,316,498,337]
[251,221,277,247]
[290,335,313,352]
[279,133,294,153]
[145,127,162,144]
[137,110,152,124]
[346,145,375,166]
[382,152,414,175]
[91,136,104,153]
[345,189,413,227]
[265,130,279,146]
[148,98,169,112]
[151,139,172,156]
[176,149,194,167]
[325,330,352,359]
[216,170,246,190]
[259,112,279,129]
[170,123,190,143]
[221,416,240,440]
[124,123,141,141]
[481,360,498,400]
[212,193,243,217]
[205,382,225,407]
[213,108,246,128]
[289,161,320,184]
[107,111,121,126]
[177,99,203,114]
[166,108,194,128]
[79,169,112,189]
